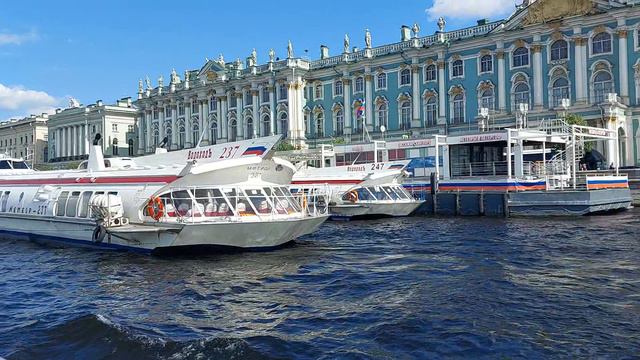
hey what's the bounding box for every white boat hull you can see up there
[330,200,423,219]
[0,214,328,254]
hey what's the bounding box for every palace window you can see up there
[279,84,288,100]
[178,121,185,149]
[192,121,200,144]
[550,40,568,61]
[335,109,344,136]
[424,97,437,126]
[334,80,343,97]
[112,124,118,132]
[262,115,271,136]
[279,113,288,137]
[355,77,364,92]
[480,88,495,110]
[452,94,465,124]
[400,69,411,86]
[551,77,570,107]
[592,32,612,55]
[230,96,237,108]
[593,71,613,104]
[376,103,388,129]
[128,139,134,156]
[316,112,324,138]
[178,104,185,116]
[425,64,436,82]
[452,60,464,78]
[210,120,218,144]
[191,101,198,114]
[514,82,530,106]
[400,101,411,130]
[245,92,253,106]
[315,83,323,99]
[229,120,237,142]
[480,55,493,73]
[513,47,529,67]
[246,118,254,139]
[128,125,134,133]
[210,97,217,112]
[112,138,118,155]
[262,86,270,103]
[376,73,387,90]
[165,106,172,118]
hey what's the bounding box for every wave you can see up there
[6,314,279,360]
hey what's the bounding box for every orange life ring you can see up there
[346,190,358,203]
[146,197,165,221]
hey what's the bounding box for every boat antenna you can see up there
[93,133,102,145]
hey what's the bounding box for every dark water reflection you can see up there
[1,210,639,359]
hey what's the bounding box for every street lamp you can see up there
[380,125,386,141]
[561,98,570,120]
[517,103,529,129]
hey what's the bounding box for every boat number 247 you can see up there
[219,145,241,159]
[371,163,385,170]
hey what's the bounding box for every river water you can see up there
[1,210,639,359]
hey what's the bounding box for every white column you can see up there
[411,64,421,127]
[237,91,245,139]
[618,29,629,104]
[497,50,506,112]
[269,83,276,135]
[56,128,62,158]
[533,44,544,109]
[365,73,373,131]
[344,79,352,135]
[158,104,166,144]
[437,61,446,123]
[252,89,259,138]
[220,96,228,140]
[199,99,209,145]
[574,34,588,104]
[75,125,80,156]
[61,127,67,158]
[185,99,192,148]
[137,112,145,155]
[145,110,152,151]
[171,103,178,150]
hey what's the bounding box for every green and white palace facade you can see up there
[133,0,640,167]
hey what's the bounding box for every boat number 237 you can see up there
[219,145,241,159]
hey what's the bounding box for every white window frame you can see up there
[399,68,411,87]
[590,30,614,57]
[424,64,437,83]
[354,76,364,93]
[478,54,494,75]
[450,59,464,79]
[315,83,324,100]
[512,47,530,69]
[334,80,343,98]
[376,72,388,90]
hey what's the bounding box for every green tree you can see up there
[565,113,593,152]
[275,141,296,152]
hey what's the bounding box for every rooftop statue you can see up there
[344,34,350,53]
[365,29,371,48]
[287,40,293,58]
[269,48,275,62]
[437,17,446,32]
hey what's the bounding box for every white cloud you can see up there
[0,83,63,120]
[0,30,38,46]
[426,0,514,20]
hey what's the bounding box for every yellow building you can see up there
[0,114,49,166]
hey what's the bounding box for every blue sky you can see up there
[0,0,516,121]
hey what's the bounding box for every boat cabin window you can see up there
[0,191,10,212]
[11,161,29,169]
[65,191,81,217]
[0,161,10,169]
[78,192,93,218]
[56,192,69,216]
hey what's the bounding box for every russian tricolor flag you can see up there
[242,146,267,156]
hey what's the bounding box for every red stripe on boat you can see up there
[291,179,363,185]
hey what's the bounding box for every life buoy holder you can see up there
[146,197,165,221]
[92,223,107,243]
[346,190,358,203]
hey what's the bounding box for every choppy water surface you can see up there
[1,210,639,359]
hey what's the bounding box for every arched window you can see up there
[480,55,493,73]
[480,88,495,110]
[452,94,465,124]
[514,83,530,106]
[551,77,570,108]
[279,113,288,137]
[316,113,324,138]
[262,115,271,136]
[334,81,343,96]
[400,69,411,86]
[229,120,237,142]
[592,32,612,55]
[315,83,323,99]
[425,64,437,82]
[550,40,568,61]
[452,60,464,77]
[513,47,529,67]
[209,97,217,112]
[165,124,172,145]
[112,138,119,155]
[279,83,288,100]
[377,73,387,89]
[335,109,344,136]
[424,97,437,126]
[210,121,218,145]
[192,120,200,144]
[178,121,186,149]
[400,101,411,130]
[355,77,364,92]
[128,139,134,156]
[246,118,254,139]
[376,103,388,129]
[152,124,159,147]
[593,71,613,103]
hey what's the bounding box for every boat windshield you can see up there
[148,186,303,220]
[11,161,30,169]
